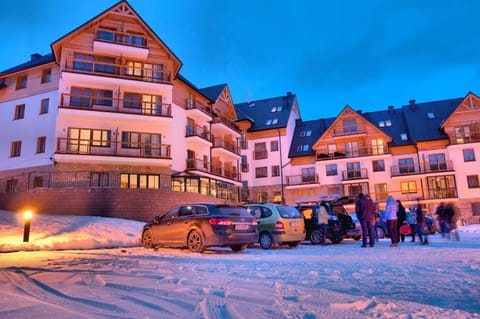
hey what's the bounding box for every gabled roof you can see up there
[176,73,214,103]
[362,107,410,146]
[235,93,296,132]
[401,98,463,142]
[441,92,480,129]
[199,84,227,102]
[0,53,55,77]
[289,118,335,158]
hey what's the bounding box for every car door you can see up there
[152,207,181,244]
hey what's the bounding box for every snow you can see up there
[1,210,479,319]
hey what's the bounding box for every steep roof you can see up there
[199,84,227,102]
[0,53,55,77]
[362,107,411,146]
[401,98,463,142]
[289,118,335,158]
[235,93,296,132]
[176,73,213,103]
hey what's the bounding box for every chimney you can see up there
[388,105,394,114]
[30,53,42,61]
[357,109,362,114]
[409,99,416,110]
[286,91,292,96]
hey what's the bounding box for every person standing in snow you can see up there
[385,196,399,247]
[406,205,417,242]
[355,193,375,248]
[415,200,428,245]
[444,203,460,241]
[396,200,406,243]
[435,202,447,238]
[317,201,329,245]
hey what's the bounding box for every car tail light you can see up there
[251,218,258,226]
[275,221,285,230]
[209,218,233,225]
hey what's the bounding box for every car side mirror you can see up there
[154,216,161,223]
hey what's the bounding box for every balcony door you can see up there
[67,128,91,154]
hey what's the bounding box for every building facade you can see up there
[1,1,479,223]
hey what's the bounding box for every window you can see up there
[41,69,51,83]
[126,60,164,81]
[265,118,278,125]
[328,144,336,155]
[455,126,472,143]
[14,104,25,120]
[240,134,248,149]
[400,181,417,194]
[296,144,309,152]
[16,75,27,89]
[10,141,21,157]
[343,119,357,134]
[398,158,415,174]
[255,167,268,178]
[271,106,283,112]
[372,159,385,172]
[375,183,388,201]
[401,133,408,141]
[271,165,280,177]
[124,92,163,115]
[270,140,279,152]
[371,139,384,155]
[472,202,480,217]
[40,98,49,114]
[33,176,44,188]
[426,175,457,199]
[346,162,361,179]
[302,167,316,183]
[36,136,46,153]
[121,132,161,156]
[428,153,447,171]
[463,149,475,162]
[6,179,18,192]
[427,112,436,119]
[256,192,268,203]
[385,120,392,127]
[70,87,113,107]
[254,142,267,160]
[67,128,111,152]
[379,121,385,127]
[326,164,337,176]
[467,175,479,188]
[300,130,312,137]
[241,156,249,172]
[120,173,159,189]
[90,172,109,187]
[345,141,359,157]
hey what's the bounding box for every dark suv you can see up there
[296,195,361,244]
[142,203,258,253]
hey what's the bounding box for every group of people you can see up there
[434,202,460,240]
[355,194,432,247]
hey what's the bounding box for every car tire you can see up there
[259,232,273,249]
[142,229,154,249]
[287,241,301,248]
[230,244,247,252]
[375,226,385,239]
[330,237,344,244]
[187,230,205,253]
[310,229,323,245]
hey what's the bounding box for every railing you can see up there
[64,57,171,84]
[211,114,241,133]
[60,93,172,117]
[341,168,368,180]
[185,159,240,181]
[186,98,212,116]
[448,129,480,144]
[96,29,147,48]
[286,174,318,186]
[316,145,389,161]
[56,138,171,159]
[391,161,454,176]
[186,124,211,142]
[253,150,268,160]
[186,158,209,172]
[333,125,367,137]
[212,137,240,155]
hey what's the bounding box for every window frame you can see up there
[14,104,25,120]
[10,141,21,157]
[36,136,46,154]
[40,98,49,114]
[463,149,476,162]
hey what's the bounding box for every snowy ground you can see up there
[0,210,479,319]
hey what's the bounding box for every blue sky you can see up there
[1,0,480,120]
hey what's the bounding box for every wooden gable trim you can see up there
[441,92,480,129]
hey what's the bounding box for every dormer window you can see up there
[271,106,283,112]
[266,118,278,125]
[401,133,408,141]
[300,130,312,137]
[427,112,435,119]
[249,103,255,107]
[379,121,385,127]
[296,144,309,152]
[386,120,392,127]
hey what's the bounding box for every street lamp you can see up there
[22,210,33,242]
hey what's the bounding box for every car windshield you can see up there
[277,206,302,219]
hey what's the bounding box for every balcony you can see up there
[56,138,171,159]
[316,145,389,161]
[186,98,212,118]
[186,159,240,181]
[391,161,454,176]
[186,125,211,142]
[333,125,366,137]
[426,187,458,200]
[186,158,210,173]
[341,168,368,181]
[448,130,480,144]
[93,29,148,59]
[64,57,171,84]
[286,174,319,186]
[60,93,171,117]
[212,137,240,155]
[211,114,241,134]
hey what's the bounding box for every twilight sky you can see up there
[1,0,480,120]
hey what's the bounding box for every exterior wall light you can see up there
[22,210,34,242]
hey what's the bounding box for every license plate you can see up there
[236,224,249,230]
[290,221,300,227]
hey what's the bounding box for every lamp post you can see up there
[23,210,33,242]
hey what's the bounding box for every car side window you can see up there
[163,207,180,219]
[247,206,262,219]
[179,206,194,217]
[195,206,208,215]
[261,207,273,218]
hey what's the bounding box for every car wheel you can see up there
[352,235,361,241]
[287,241,301,248]
[376,226,385,239]
[142,229,154,249]
[259,232,273,249]
[187,230,205,253]
[230,244,247,252]
[310,229,322,245]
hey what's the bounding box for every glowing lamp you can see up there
[22,210,34,242]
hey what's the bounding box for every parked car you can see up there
[296,194,361,244]
[142,203,258,253]
[246,204,306,249]
[375,211,438,239]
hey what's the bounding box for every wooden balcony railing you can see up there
[212,137,240,155]
[56,138,171,159]
[449,130,480,144]
[96,29,147,48]
[253,150,268,160]
[186,98,212,116]
[64,57,171,84]
[186,125,211,142]
[316,145,388,161]
[341,168,368,180]
[286,174,319,186]
[391,161,454,176]
[60,93,172,117]
[186,159,240,181]
[332,125,367,137]
[211,114,241,133]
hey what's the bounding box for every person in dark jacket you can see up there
[355,193,375,248]
[396,200,406,243]
[415,201,428,245]
[435,202,447,238]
